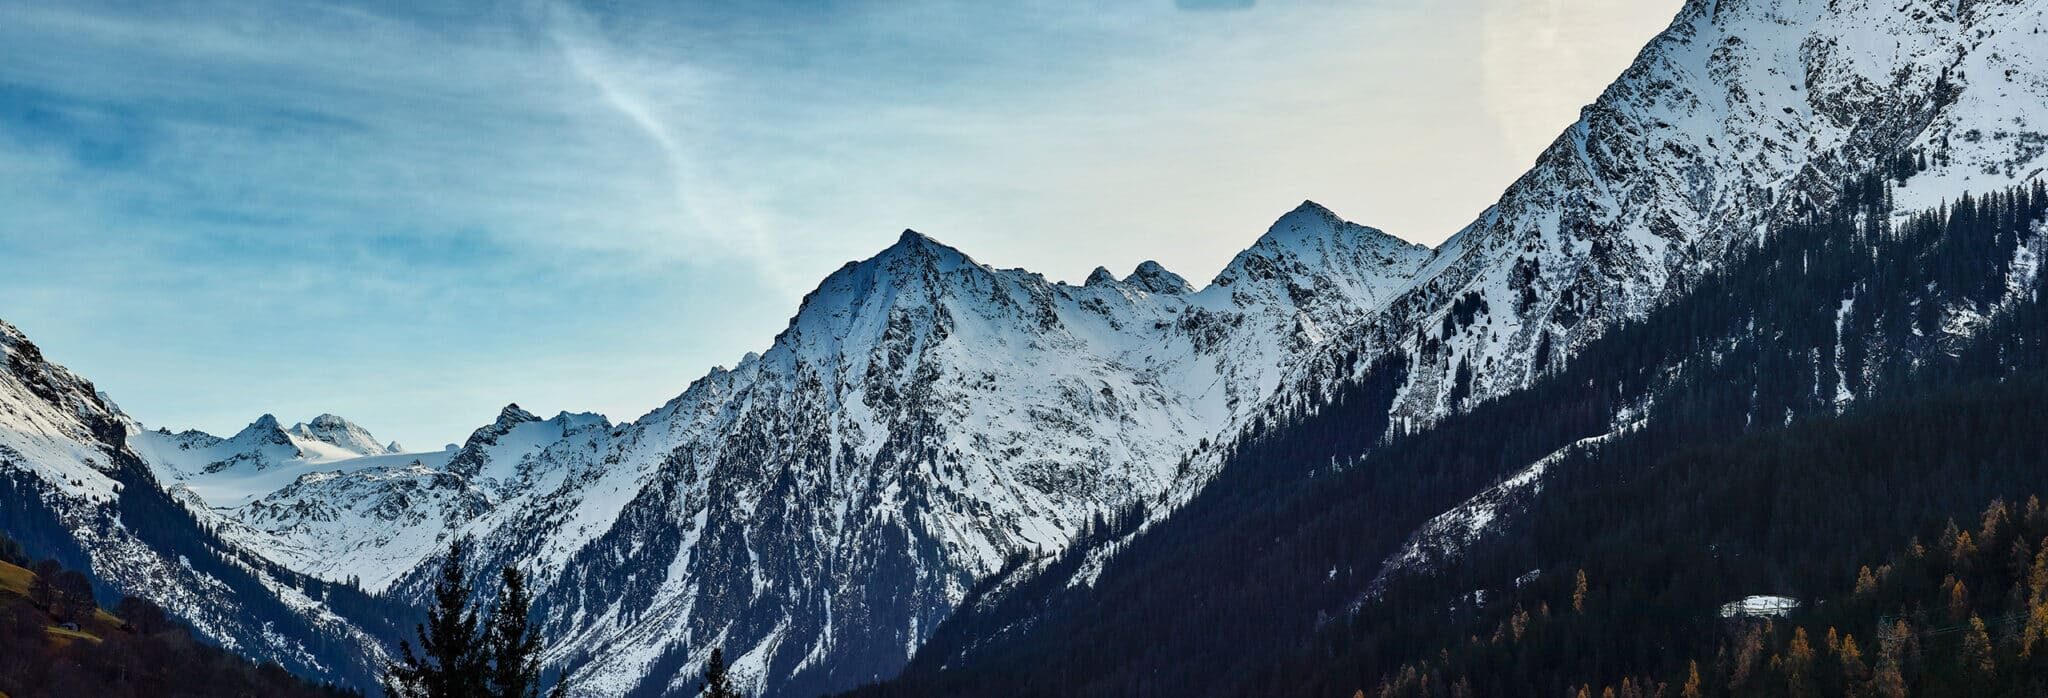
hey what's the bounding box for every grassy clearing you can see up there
[0,560,33,596]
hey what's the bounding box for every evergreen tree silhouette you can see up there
[486,566,542,698]
[701,648,742,698]
[384,541,488,698]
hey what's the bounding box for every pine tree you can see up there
[1572,570,1589,614]
[385,540,489,698]
[487,566,542,698]
[701,647,741,698]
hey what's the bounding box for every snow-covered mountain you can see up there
[3,1,2044,696]
[107,208,1428,696]
[287,414,402,457]
[1262,0,2048,436]
[956,0,2048,662]
[0,320,393,687]
[130,412,401,490]
[897,2,2048,686]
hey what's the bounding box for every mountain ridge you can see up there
[65,196,1433,696]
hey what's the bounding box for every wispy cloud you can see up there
[544,4,805,293]
[0,0,790,446]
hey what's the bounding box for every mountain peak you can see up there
[305,413,351,428]
[794,227,989,317]
[1085,266,1119,286]
[1286,199,1339,220]
[878,228,971,259]
[546,411,611,433]
[496,403,540,426]
[1260,200,1367,246]
[287,413,393,457]
[830,229,980,279]
[1211,200,1423,292]
[1127,261,1193,294]
[226,413,296,451]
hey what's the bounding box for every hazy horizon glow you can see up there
[0,0,1682,448]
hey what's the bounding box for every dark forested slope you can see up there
[856,179,2048,696]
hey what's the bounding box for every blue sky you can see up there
[0,0,1680,449]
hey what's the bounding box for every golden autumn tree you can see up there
[1854,566,1879,596]
[1944,576,1972,621]
[1873,665,1907,698]
[1981,498,2009,542]
[2030,540,2048,600]
[1783,626,1816,698]
[1952,530,1979,570]
[2026,576,2048,658]
[1961,615,1996,675]
[1838,633,1872,697]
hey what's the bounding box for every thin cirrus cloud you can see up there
[0,0,1680,449]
